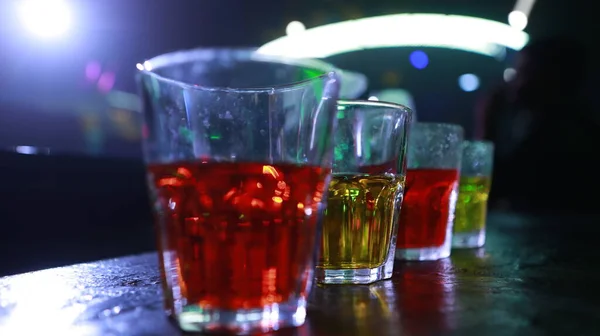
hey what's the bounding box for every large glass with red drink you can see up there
[395,123,463,261]
[137,49,353,334]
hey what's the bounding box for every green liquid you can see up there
[453,176,491,233]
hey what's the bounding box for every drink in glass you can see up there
[138,48,347,334]
[317,101,411,284]
[452,140,494,248]
[395,123,463,261]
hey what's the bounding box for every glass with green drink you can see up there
[452,140,494,249]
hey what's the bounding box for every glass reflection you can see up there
[396,258,457,334]
[308,280,399,335]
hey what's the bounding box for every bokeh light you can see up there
[458,74,480,92]
[85,61,102,82]
[508,11,528,31]
[97,72,116,93]
[286,21,306,36]
[17,0,72,38]
[503,68,517,82]
[381,71,401,86]
[409,50,429,70]
[259,14,530,59]
[143,61,153,71]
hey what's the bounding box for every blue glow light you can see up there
[409,50,429,70]
[458,73,480,92]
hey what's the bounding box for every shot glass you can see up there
[395,122,463,261]
[138,48,351,334]
[316,101,412,284]
[452,140,494,248]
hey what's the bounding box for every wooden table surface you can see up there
[1,212,599,336]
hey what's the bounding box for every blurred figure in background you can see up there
[478,37,600,214]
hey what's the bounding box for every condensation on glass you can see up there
[138,48,347,334]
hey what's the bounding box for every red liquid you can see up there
[396,168,459,249]
[148,161,329,311]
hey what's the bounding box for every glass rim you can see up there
[138,47,340,94]
[337,99,413,116]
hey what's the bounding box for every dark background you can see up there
[0,0,596,275]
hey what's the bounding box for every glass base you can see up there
[315,262,393,284]
[394,245,451,261]
[174,298,307,335]
[452,230,486,249]
[396,204,456,261]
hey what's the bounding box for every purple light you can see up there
[97,72,116,93]
[85,61,102,81]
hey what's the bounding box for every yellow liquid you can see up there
[319,173,404,269]
[453,176,491,233]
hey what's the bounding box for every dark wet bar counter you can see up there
[1,212,599,335]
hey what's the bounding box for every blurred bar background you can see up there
[0,0,596,275]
